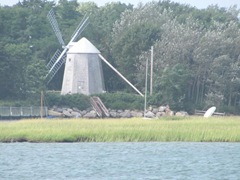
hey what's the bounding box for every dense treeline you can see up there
[0,0,240,113]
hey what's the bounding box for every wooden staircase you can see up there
[90,96,109,118]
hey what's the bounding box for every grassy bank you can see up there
[0,116,240,142]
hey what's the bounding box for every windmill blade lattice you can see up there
[47,9,65,47]
[47,49,61,70]
[46,52,66,84]
[71,14,89,42]
[46,48,67,83]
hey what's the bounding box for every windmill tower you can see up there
[61,37,105,95]
[47,9,144,97]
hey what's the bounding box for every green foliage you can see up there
[25,60,47,93]
[112,22,160,84]
[98,92,144,110]
[218,105,240,115]
[0,91,42,106]
[0,43,31,98]
[45,92,90,110]
[149,64,190,110]
[0,100,29,107]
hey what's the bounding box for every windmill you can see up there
[46,9,89,84]
[46,9,143,97]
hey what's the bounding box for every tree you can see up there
[0,0,240,113]
[153,64,190,110]
[25,60,47,93]
[111,2,170,91]
[76,2,133,92]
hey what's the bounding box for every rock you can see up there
[156,111,166,118]
[144,111,155,118]
[164,105,173,116]
[109,111,118,118]
[175,111,188,117]
[86,107,93,112]
[166,111,174,116]
[117,109,123,113]
[120,110,132,118]
[109,110,117,118]
[148,106,153,111]
[71,111,82,118]
[49,105,190,119]
[63,110,73,117]
[48,110,63,117]
[152,108,159,114]
[73,107,81,113]
[80,110,87,116]
[83,110,97,118]
[158,106,166,112]
[67,108,73,113]
[131,110,143,117]
[54,107,63,113]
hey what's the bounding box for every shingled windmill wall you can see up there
[61,37,105,95]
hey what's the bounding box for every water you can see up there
[1,142,240,180]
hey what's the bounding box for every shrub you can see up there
[46,92,144,110]
[45,92,90,110]
[97,92,144,110]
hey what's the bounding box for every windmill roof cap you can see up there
[68,37,100,54]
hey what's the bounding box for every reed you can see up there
[0,116,240,142]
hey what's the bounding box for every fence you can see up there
[0,106,48,118]
[194,109,225,116]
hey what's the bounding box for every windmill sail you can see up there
[71,14,89,41]
[47,49,61,70]
[47,53,66,84]
[47,9,65,47]
[70,16,89,43]
[46,47,68,83]
[46,9,89,83]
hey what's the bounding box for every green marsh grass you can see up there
[0,116,240,142]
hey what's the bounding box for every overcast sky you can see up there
[1,0,240,9]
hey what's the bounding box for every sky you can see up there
[1,0,240,9]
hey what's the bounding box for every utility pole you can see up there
[40,91,43,119]
[144,57,149,117]
[150,46,153,96]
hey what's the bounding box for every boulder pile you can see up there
[48,105,188,119]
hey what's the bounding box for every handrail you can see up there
[93,97,109,117]
[90,96,109,117]
[90,97,102,117]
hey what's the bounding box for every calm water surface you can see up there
[0,142,240,180]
